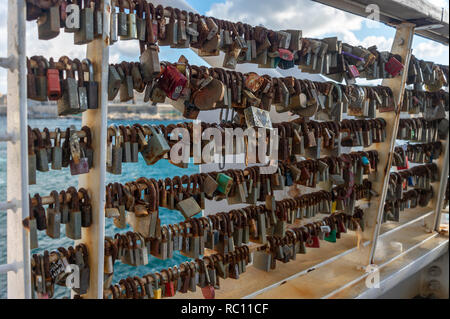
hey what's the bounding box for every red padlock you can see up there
[385,56,404,77]
[278,48,294,61]
[162,270,176,297]
[158,64,187,101]
[347,65,360,78]
[47,58,62,100]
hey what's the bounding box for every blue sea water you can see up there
[0,117,198,299]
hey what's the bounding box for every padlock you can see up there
[27,58,38,101]
[110,0,118,43]
[59,190,70,224]
[31,56,48,102]
[82,58,99,109]
[33,129,49,172]
[33,194,47,231]
[120,0,137,40]
[158,64,188,101]
[81,126,94,169]
[119,126,131,163]
[74,245,90,295]
[135,0,147,41]
[74,59,88,112]
[93,0,103,38]
[130,126,140,163]
[176,196,202,219]
[146,125,170,164]
[108,65,122,101]
[58,57,80,115]
[38,4,61,40]
[140,44,161,82]
[51,128,63,171]
[253,250,272,272]
[74,0,94,45]
[69,128,90,176]
[119,62,134,102]
[106,125,123,175]
[66,187,82,240]
[216,173,233,195]
[47,58,62,100]
[46,191,61,239]
[117,0,128,37]
[79,188,92,228]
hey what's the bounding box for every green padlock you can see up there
[216,173,233,195]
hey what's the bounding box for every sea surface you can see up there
[0,117,198,299]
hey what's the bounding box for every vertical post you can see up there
[365,22,415,265]
[432,135,449,231]
[6,0,31,299]
[77,0,111,299]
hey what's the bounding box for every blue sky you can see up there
[0,0,448,93]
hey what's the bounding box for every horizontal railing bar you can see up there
[0,262,23,275]
[0,131,17,143]
[0,55,17,71]
[0,199,18,212]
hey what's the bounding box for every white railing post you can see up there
[6,0,31,299]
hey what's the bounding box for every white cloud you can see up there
[357,36,394,52]
[413,41,446,60]
[206,0,365,39]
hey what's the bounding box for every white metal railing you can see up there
[1,0,448,300]
[5,0,31,299]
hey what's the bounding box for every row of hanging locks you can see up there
[28,116,450,183]
[26,0,449,87]
[26,54,449,122]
